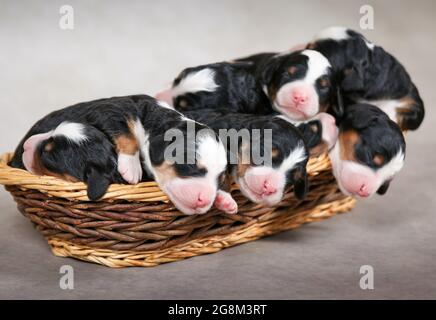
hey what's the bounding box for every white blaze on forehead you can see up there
[196,134,227,178]
[52,122,88,143]
[172,68,219,96]
[301,50,331,84]
[278,143,307,173]
[313,26,349,41]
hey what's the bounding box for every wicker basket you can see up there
[0,152,355,268]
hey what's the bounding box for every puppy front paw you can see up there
[214,190,238,214]
[118,153,142,184]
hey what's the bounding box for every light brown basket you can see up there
[0,152,355,268]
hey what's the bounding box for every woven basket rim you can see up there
[0,151,332,202]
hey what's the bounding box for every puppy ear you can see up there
[85,166,111,201]
[260,59,280,85]
[291,165,308,200]
[376,180,391,195]
[330,86,344,118]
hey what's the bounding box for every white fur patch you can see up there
[313,26,350,42]
[52,122,88,143]
[157,100,175,110]
[278,143,307,174]
[196,134,227,180]
[172,68,219,96]
[376,150,405,183]
[301,50,331,84]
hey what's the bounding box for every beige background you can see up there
[0,0,435,299]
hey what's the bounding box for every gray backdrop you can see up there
[0,0,435,299]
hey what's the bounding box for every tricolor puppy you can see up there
[329,103,406,198]
[280,112,339,156]
[20,122,124,200]
[235,49,338,121]
[307,26,425,131]
[155,62,273,114]
[10,95,235,215]
[183,109,310,206]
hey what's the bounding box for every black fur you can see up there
[172,62,273,114]
[338,103,406,170]
[309,28,425,130]
[9,95,222,198]
[183,109,309,199]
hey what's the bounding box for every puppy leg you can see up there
[114,120,142,184]
[214,190,238,214]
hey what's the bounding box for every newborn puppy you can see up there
[279,112,339,156]
[329,103,406,198]
[21,122,124,200]
[10,95,234,215]
[235,49,338,121]
[155,62,273,114]
[183,109,310,206]
[307,26,425,131]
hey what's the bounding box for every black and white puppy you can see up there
[329,103,406,198]
[10,95,236,215]
[183,109,310,206]
[307,26,425,131]
[235,49,337,121]
[20,122,124,200]
[155,50,336,122]
[156,62,273,114]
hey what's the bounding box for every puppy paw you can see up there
[118,153,142,184]
[214,190,238,214]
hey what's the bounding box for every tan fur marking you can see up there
[114,119,139,155]
[339,130,359,161]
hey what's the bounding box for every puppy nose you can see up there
[357,184,370,197]
[195,193,211,208]
[263,180,277,196]
[292,92,308,105]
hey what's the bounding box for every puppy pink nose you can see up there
[263,180,277,196]
[357,184,370,198]
[195,194,211,208]
[292,92,308,105]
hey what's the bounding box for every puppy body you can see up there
[156,62,273,114]
[330,103,406,198]
[10,95,233,215]
[183,109,310,206]
[308,27,424,130]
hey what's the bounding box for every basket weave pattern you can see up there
[0,152,355,267]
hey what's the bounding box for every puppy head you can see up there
[295,112,339,156]
[147,120,228,215]
[330,103,406,198]
[232,118,309,206]
[262,50,333,121]
[22,122,121,200]
[155,66,220,110]
[307,27,374,94]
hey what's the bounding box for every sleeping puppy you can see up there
[183,109,310,206]
[235,49,338,121]
[307,26,425,131]
[20,122,124,200]
[330,103,406,198]
[155,61,273,114]
[281,112,339,157]
[9,95,236,215]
